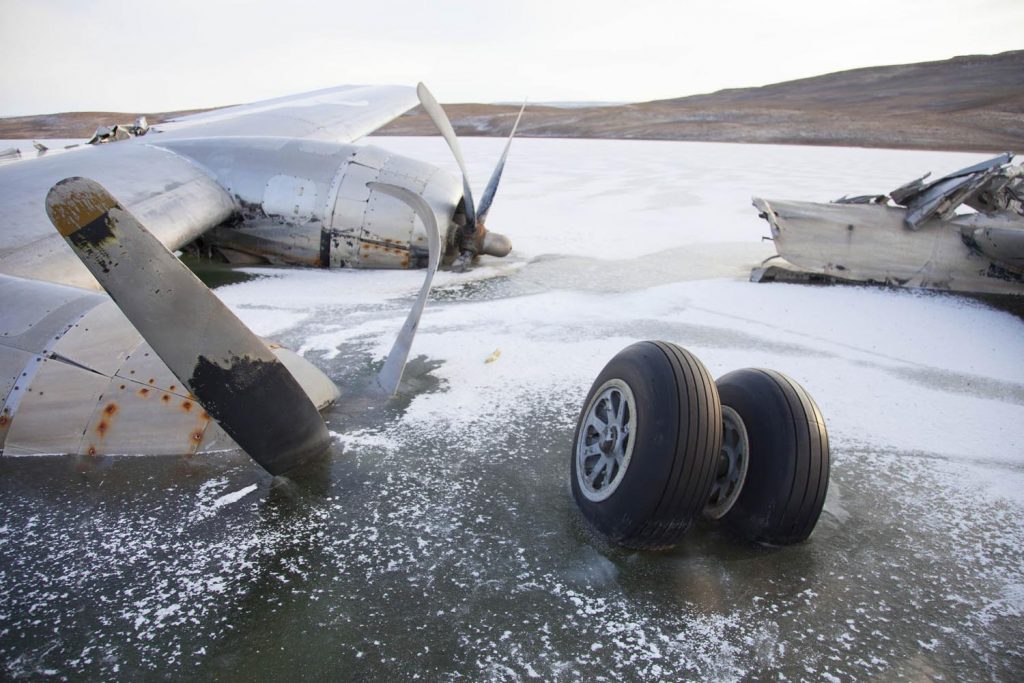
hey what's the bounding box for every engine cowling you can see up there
[156,137,464,269]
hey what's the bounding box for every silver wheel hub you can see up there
[703,405,749,520]
[575,379,636,502]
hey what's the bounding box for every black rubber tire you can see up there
[570,341,721,549]
[716,368,829,544]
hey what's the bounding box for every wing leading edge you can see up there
[150,84,418,143]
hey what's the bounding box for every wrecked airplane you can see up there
[86,116,150,144]
[752,153,1024,295]
[0,83,520,474]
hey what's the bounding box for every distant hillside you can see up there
[0,108,209,140]
[654,50,1024,113]
[2,51,1022,152]
[377,51,1024,152]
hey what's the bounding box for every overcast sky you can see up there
[0,0,1021,116]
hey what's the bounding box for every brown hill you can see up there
[2,51,1022,152]
[376,51,1024,152]
[0,108,209,140]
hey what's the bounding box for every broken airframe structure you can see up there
[752,153,1024,295]
[86,116,150,145]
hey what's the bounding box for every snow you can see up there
[1,136,1022,680]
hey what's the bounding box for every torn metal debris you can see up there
[752,153,1024,296]
[0,147,21,165]
[87,116,150,144]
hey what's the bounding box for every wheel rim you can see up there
[703,405,749,519]
[575,379,636,502]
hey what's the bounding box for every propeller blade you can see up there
[368,182,441,396]
[416,82,477,229]
[45,177,331,475]
[477,100,526,223]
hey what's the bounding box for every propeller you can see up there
[416,82,524,270]
[45,177,331,475]
[368,182,441,396]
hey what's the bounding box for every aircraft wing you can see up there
[0,84,418,289]
[150,84,417,143]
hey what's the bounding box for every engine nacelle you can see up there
[157,137,463,268]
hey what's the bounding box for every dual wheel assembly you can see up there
[571,341,829,549]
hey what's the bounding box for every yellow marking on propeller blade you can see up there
[45,177,119,237]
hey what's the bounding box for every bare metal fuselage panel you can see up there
[0,273,338,457]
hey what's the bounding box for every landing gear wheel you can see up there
[702,405,749,520]
[571,341,721,549]
[715,369,829,544]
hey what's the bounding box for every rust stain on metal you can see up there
[148,378,155,385]
[181,400,193,412]
[190,430,203,443]
[161,394,170,403]
[169,384,177,392]
[103,403,117,416]
[138,387,150,397]
[87,446,97,456]
[97,421,108,436]
[0,415,8,427]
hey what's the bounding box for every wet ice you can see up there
[1,137,1023,680]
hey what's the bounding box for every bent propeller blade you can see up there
[416,82,477,229]
[45,177,330,475]
[477,99,526,223]
[367,182,441,396]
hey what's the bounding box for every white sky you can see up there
[0,0,1021,116]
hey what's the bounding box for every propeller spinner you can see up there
[416,82,524,270]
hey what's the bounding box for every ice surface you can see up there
[1,137,1022,680]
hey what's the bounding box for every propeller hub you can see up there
[417,82,524,270]
[459,222,512,260]
[481,228,512,257]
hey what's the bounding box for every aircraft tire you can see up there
[571,341,721,549]
[715,368,829,544]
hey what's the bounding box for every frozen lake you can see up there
[2,137,1023,680]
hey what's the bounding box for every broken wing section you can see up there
[752,154,1024,295]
